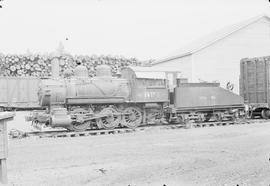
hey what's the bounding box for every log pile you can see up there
[0,54,149,77]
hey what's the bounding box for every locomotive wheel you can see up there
[261,109,270,119]
[204,114,212,122]
[196,116,204,123]
[213,113,222,122]
[97,108,121,130]
[67,121,90,132]
[174,115,184,124]
[122,107,142,129]
[66,108,91,131]
[231,112,239,121]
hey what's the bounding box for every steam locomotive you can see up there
[28,63,169,131]
[27,63,245,131]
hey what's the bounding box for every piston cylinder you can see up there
[50,108,72,128]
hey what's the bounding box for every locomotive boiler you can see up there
[28,62,170,131]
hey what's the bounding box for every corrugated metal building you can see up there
[152,15,270,93]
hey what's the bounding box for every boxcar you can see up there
[240,57,270,118]
[0,77,41,110]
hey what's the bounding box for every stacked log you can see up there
[0,54,150,77]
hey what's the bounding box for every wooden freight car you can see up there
[240,57,270,118]
[0,77,41,110]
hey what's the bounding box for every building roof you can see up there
[153,15,270,65]
[134,71,166,79]
[128,66,181,73]
[124,66,181,79]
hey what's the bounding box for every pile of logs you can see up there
[0,54,150,77]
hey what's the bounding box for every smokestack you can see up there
[51,58,60,78]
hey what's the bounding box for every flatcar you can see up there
[0,77,40,111]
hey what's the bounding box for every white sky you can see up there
[0,0,269,60]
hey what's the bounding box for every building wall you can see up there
[152,55,192,81]
[191,17,270,94]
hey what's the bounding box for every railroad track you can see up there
[8,119,270,139]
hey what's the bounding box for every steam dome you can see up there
[74,65,88,77]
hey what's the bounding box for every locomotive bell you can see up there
[74,63,88,77]
[96,65,112,77]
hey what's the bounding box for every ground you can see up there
[4,112,270,186]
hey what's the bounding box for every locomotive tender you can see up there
[28,61,245,131]
[167,81,245,123]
